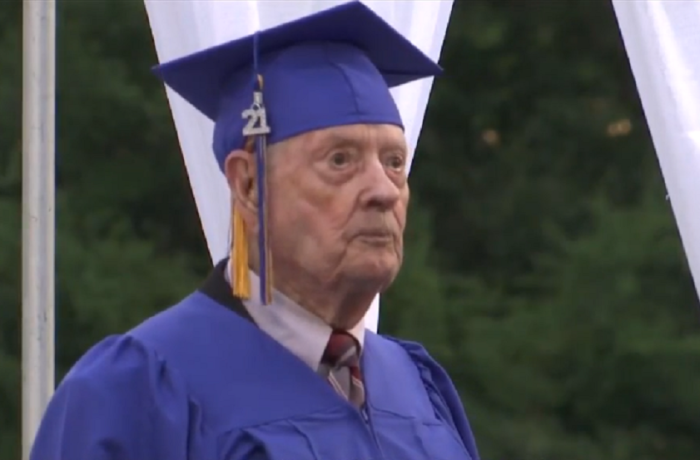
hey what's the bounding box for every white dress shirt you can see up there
[225,261,365,395]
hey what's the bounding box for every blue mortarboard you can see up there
[153,1,442,168]
[153,1,442,303]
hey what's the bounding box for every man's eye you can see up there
[329,151,350,167]
[387,155,405,170]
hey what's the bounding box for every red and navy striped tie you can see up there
[321,330,365,407]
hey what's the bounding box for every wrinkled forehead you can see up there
[278,123,408,155]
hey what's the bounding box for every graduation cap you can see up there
[153,1,442,304]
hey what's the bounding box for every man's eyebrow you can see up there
[307,134,361,154]
[307,130,407,155]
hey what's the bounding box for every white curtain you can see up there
[143,0,454,331]
[613,1,700,299]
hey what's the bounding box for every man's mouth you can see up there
[355,230,394,244]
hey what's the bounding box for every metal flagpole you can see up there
[21,0,56,458]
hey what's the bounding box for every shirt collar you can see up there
[225,260,365,370]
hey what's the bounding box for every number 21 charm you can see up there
[242,91,271,137]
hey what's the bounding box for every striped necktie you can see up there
[321,330,365,407]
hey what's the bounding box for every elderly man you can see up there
[30,3,480,460]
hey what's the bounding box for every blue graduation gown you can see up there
[31,263,480,460]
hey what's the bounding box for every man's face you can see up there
[268,123,409,292]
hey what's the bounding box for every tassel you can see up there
[231,198,251,299]
[259,130,273,305]
[237,32,273,304]
[253,73,273,305]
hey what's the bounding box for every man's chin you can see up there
[344,257,400,289]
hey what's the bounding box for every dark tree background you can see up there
[1,1,699,459]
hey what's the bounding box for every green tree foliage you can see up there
[1,0,699,458]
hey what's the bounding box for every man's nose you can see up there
[359,158,402,211]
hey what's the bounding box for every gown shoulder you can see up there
[30,333,195,460]
[380,334,481,460]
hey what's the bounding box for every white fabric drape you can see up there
[613,1,700,300]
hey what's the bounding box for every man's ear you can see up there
[224,149,258,222]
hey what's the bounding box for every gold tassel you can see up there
[233,76,276,303]
[231,199,251,299]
